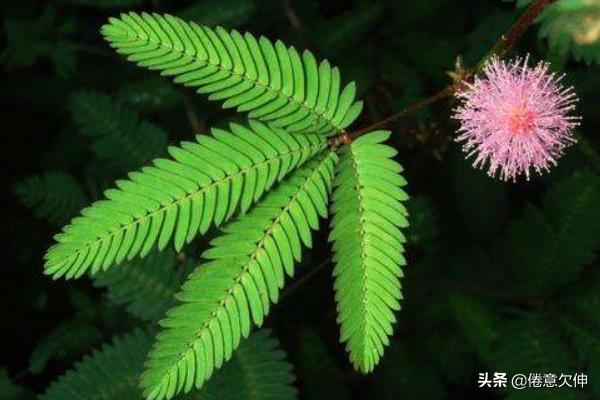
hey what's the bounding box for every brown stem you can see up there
[281,0,310,48]
[280,257,331,301]
[350,83,463,139]
[477,0,557,70]
[347,0,557,139]
[180,91,205,134]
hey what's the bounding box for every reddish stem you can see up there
[347,0,557,140]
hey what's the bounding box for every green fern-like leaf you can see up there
[15,172,88,226]
[116,78,181,113]
[44,120,326,279]
[101,12,363,135]
[557,314,600,398]
[297,328,350,400]
[329,131,409,373]
[447,291,501,361]
[504,171,600,296]
[40,329,294,400]
[93,249,192,322]
[516,0,600,64]
[373,340,446,400]
[492,316,585,400]
[540,0,600,65]
[1,6,77,76]
[70,91,169,172]
[555,272,600,397]
[193,329,297,400]
[141,153,337,400]
[449,293,585,400]
[40,329,151,400]
[557,270,600,328]
[28,320,102,374]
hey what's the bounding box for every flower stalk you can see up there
[344,0,559,142]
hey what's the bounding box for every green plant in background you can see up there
[515,0,600,64]
[69,90,169,172]
[40,329,296,400]
[1,5,78,76]
[5,0,600,399]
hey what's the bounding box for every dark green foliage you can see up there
[40,330,152,400]
[116,78,181,114]
[557,275,600,397]
[93,249,193,322]
[15,172,88,226]
[1,6,77,76]
[0,369,31,400]
[40,329,296,400]
[193,329,297,400]
[503,171,600,296]
[447,291,500,361]
[28,320,102,375]
[373,341,446,400]
[439,171,600,397]
[69,91,169,173]
[297,329,350,400]
[494,319,586,400]
[416,329,476,387]
[514,0,600,65]
[449,295,589,400]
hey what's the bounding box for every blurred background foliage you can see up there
[2,0,600,399]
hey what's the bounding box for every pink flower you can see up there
[453,56,580,181]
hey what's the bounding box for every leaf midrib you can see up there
[157,154,331,390]
[348,146,373,366]
[117,24,343,134]
[49,143,324,270]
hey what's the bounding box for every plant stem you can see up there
[180,90,205,134]
[280,257,331,301]
[281,0,309,48]
[350,83,462,139]
[477,0,557,70]
[348,0,557,139]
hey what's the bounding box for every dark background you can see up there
[2,0,600,399]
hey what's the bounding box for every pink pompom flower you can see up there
[452,56,580,181]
